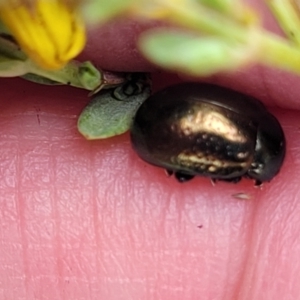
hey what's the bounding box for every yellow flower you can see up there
[0,0,86,69]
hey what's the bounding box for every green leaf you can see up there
[21,73,62,85]
[25,60,103,90]
[78,74,151,139]
[198,0,237,14]
[0,55,29,77]
[83,0,136,23]
[78,61,102,90]
[266,0,300,46]
[139,30,254,76]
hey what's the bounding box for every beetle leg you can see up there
[174,172,195,183]
[254,180,263,187]
[165,169,174,177]
[213,177,243,184]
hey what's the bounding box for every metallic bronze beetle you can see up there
[130,83,285,185]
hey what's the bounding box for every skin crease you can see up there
[1,1,300,300]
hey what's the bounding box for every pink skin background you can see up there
[1,1,300,299]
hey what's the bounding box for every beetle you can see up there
[130,83,286,185]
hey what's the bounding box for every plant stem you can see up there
[151,0,300,74]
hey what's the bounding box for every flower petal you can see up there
[0,0,86,69]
